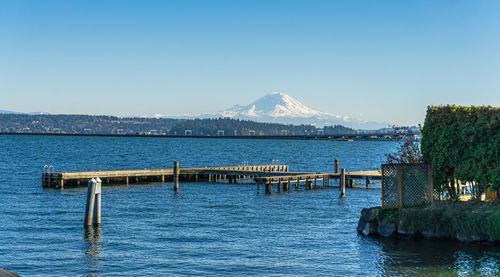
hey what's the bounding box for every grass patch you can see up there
[381,201,500,240]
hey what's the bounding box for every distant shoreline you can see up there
[0,132,410,141]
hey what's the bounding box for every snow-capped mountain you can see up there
[218,92,332,119]
[195,92,389,130]
[0,110,49,115]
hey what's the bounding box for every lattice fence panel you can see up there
[402,165,430,206]
[382,165,398,207]
[382,163,433,208]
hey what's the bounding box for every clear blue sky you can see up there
[1,0,499,125]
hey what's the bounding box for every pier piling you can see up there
[94,177,102,226]
[340,168,346,198]
[265,182,271,194]
[84,178,96,226]
[173,161,179,191]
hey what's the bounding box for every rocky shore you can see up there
[357,204,500,243]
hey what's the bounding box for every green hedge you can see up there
[421,105,500,198]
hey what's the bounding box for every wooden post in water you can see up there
[349,178,354,188]
[365,177,370,188]
[173,161,179,192]
[340,168,346,198]
[84,178,97,227]
[93,177,102,226]
[334,159,339,173]
[265,182,271,194]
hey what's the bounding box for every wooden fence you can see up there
[381,163,434,208]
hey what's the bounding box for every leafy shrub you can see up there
[421,105,500,199]
[385,139,423,164]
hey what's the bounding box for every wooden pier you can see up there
[42,163,381,193]
[42,164,289,188]
[253,170,381,193]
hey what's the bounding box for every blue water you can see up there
[1,135,499,276]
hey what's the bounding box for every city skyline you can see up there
[1,0,499,126]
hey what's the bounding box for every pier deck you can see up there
[42,164,381,191]
[42,164,288,188]
[330,170,382,179]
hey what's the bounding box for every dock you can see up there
[42,164,289,188]
[42,163,381,193]
[254,170,381,193]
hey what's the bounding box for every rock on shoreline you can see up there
[357,206,500,243]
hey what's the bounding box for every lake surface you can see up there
[1,135,499,276]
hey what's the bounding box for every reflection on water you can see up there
[84,227,103,275]
[371,237,500,276]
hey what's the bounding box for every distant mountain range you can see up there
[172,92,390,130]
[0,113,359,136]
[0,105,414,136]
[1,92,392,130]
[0,110,20,114]
[0,110,48,115]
